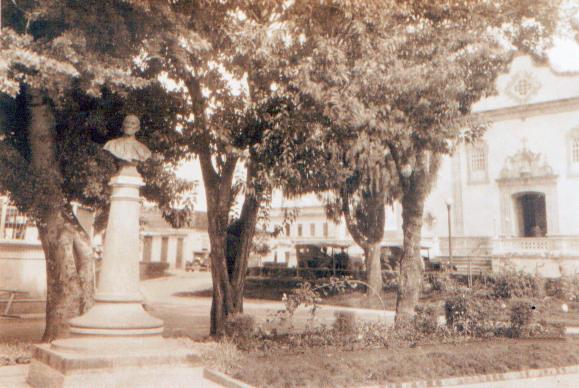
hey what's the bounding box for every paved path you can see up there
[456,373,579,388]
[1,271,394,342]
[141,270,394,338]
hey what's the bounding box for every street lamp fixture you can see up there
[445,198,453,271]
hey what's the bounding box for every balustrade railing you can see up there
[492,237,579,256]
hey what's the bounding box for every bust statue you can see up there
[104,115,152,163]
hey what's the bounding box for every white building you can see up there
[0,197,210,299]
[424,54,579,277]
[267,55,579,278]
[139,207,210,269]
[265,193,426,269]
[0,197,46,298]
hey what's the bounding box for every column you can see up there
[65,164,163,336]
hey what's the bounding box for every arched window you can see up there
[467,141,488,183]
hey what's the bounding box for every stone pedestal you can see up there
[27,165,201,387]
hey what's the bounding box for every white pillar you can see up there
[65,164,163,336]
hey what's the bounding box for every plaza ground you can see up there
[0,271,393,343]
[2,271,579,387]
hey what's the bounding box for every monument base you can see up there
[27,337,203,388]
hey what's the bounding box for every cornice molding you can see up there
[472,96,579,122]
[496,175,558,187]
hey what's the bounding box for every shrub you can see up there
[333,311,357,337]
[444,293,498,337]
[425,272,457,293]
[382,270,399,290]
[224,314,256,344]
[510,301,534,338]
[490,271,545,299]
[546,275,577,302]
[413,305,439,335]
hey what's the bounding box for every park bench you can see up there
[0,289,45,318]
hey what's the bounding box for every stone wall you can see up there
[0,240,46,297]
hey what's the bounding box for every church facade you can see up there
[268,55,579,278]
[424,54,579,277]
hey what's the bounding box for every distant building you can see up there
[0,197,94,297]
[139,206,209,269]
[0,196,210,297]
[265,195,435,269]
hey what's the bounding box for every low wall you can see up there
[491,256,579,278]
[0,240,46,297]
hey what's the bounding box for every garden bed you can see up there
[225,338,579,387]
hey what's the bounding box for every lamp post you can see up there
[445,198,453,271]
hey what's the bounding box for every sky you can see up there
[548,37,579,72]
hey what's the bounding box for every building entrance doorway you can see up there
[515,192,547,237]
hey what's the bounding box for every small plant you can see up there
[546,274,577,302]
[224,314,256,345]
[280,276,388,322]
[510,301,534,338]
[333,311,357,337]
[413,305,439,335]
[200,339,243,375]
[382,270,399,290]
[425,272,457,293]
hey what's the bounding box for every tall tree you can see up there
[0,0,204,340]
[285,0,560,323]
[322,131,400,294]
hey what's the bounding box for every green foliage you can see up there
[444,293,500,337]
[546,275,578,302]
[282,282,322,319]
[224,314,256,347]
[488,271,545,299]
[382,270,399,291]
[1,1,203,224]
[332,311,357,337]
[510,301,534,338]
[283,0,560,319]
[425,272,458,293]
[413,305,439,336]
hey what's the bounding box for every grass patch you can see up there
[227,338,579,387]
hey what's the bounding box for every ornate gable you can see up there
[498,144,555,181]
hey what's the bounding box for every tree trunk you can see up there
[26,89,94,341]
[340,188,385,298]
[209,238,234,336]
[38,213,95,341]
[364,242,383,296]
[395,189,426,326]
[200,149,262,336]
[208,195,260,335]
[231,189,260,312]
